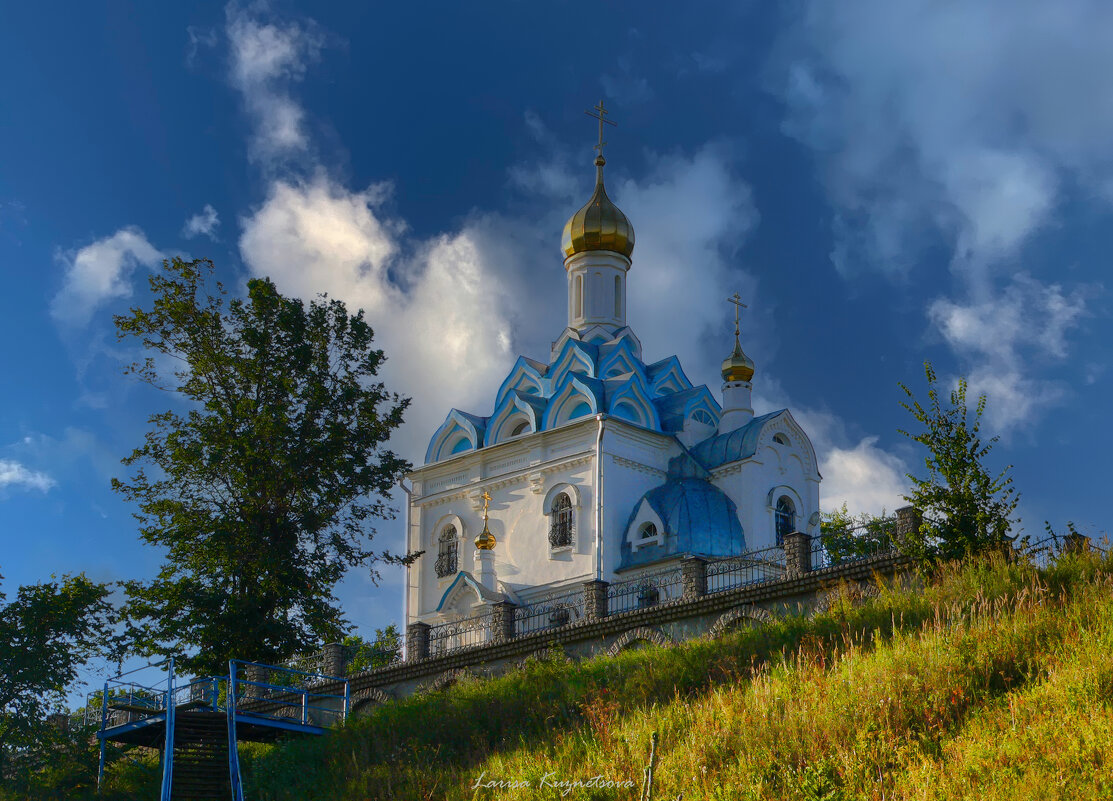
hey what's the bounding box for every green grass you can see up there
[91,551,1113,800]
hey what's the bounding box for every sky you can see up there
[3,1,1112,684]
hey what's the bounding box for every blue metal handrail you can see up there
[95,657,349,801]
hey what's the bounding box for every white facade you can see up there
[404,148,821,628]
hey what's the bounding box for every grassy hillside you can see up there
[97,552,1113,800]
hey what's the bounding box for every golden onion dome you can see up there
[721,335,755,383]
[474,522,496,551]
[561,156,635,259]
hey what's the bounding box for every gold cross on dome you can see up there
[481,490,492,519]
[727,293,748,336]
[585,99,617,159]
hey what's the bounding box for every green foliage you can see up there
[898,362,1019,562]
[819,503,895,562]
[131,551,1113,801]
[112,258,412,676]
[0,572,113,785]
[342,624,402,674]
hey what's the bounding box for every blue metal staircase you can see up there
[94,658,350,800]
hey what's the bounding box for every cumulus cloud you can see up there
[238,175,516,461]
[182,204,220,239]
[51,227,163,327]
[778,0,1113,278]
[225,4,323,164]
[774,401,909,517]
[927,275,1088,430]
[819,438,909,517]
[0,459,55,493]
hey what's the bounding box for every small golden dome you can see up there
[474,523,496,551]
[722,336,755,383]
[561,156,635,259]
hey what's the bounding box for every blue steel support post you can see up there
[96,681,108,789]
[228,662,245,801]
[160,657,176,801]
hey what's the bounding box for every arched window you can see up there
[549,493,574,549]
[692,409,715,426]
[575,275,583,318]
[773,433,789,446]
[510,420,530,437]
[614,275,621,317]
[640,522,658,540]
[435,526,458,577]
[774,496,796,546]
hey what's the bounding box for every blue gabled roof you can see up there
[688,410,786,470]
[618,477,746,569]
[653,386,718,432]
[426,329,719,462]
[512,391,548,418]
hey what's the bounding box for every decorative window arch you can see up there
[435,525,459,578]
[510,420,530,437]
[549,493,574,549]
[774,496,796,546]
[691,409,715,426]
[639,522,658,540]
[773,433,790,446]
[448,436,472,455]
[611,402,643,425]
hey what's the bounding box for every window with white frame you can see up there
[435,526,458,577]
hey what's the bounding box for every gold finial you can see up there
[722,293,755,383]
[585,99,617,164]
[474,490,496,550]
[561,99,635,259]
[727,293,747,339]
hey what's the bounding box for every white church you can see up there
[404,113,821,628]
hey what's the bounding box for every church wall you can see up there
[713,445,820,551]
[598,421,679,579]
[408,418,605,624]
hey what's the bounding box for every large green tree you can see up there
[113,258,411,675]
[0,572,113,783]
[898,362,1019,561]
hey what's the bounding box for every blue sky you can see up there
[3,1,1111,677]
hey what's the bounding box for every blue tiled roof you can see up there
[426,330,722,463]
[688,410,786,470]
[618,477,746,569]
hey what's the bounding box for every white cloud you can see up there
[617,143,759,388]
[927,275,1088,431]
[182,204,220,239]
[776,401,909,517]
[225,4,322,164]
[51,227,163,327]
[238,175,515,462]
[819,438,909,517]
[0,459,55,493]
[778,0,1113,278]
